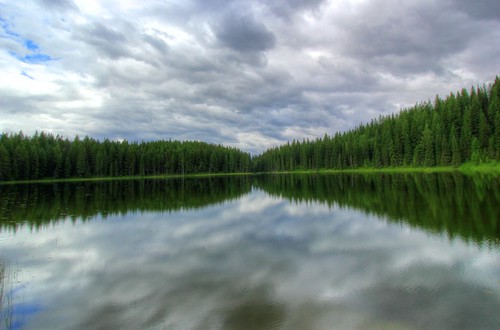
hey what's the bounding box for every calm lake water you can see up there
[0,174,499,330]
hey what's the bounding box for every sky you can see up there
[0,0,499,154]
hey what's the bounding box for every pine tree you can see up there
[53,144,63,178]
[495,110,500,160]
[76,146,89,177]
[422,124,435,167]
[469,88,481,137]
[95,147,107,176]
[64,153,72,178]
[461,108,473,161]
[470,137,482,165]
[440,134,451,166]
[14,144,30,180]
[478,111,490,150]
[450,125,461,167]
[29,145,40,180]
[0,144,10,180]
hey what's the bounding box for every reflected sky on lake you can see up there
[1,188,499,330]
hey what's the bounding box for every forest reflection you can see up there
[0,174,498,245]
[254,173,499,246]
[0,176,252,231]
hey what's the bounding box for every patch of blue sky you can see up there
[23,53,53,63]
[9,50,53,64]
[0,16,20,38]
[1,16,54,64]
[21,71,34,79]
[24,39,39,51]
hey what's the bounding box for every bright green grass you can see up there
[267,162,500,176]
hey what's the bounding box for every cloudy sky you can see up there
[1,0,499,153]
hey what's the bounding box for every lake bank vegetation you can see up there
[253,76,500,172]
[1,77,499,182]
[0,134,252,182]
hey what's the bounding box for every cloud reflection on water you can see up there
[1,189,499,330]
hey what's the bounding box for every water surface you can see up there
[0,174,499,329]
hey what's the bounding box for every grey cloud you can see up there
[453,0,500,20]
[142,33,169,55]
[193,0,326,19]
[75,21,131,59]
[216,12,276,52]
[0,38,26,56]
[1,0,499,153]
[0,91,67,115]
[266,0,327,18]
[35,0,78,12]
[338,1,472,74]
[89,98,242,147]
[192,0,240,12]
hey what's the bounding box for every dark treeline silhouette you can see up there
[0,176,252,231]
[254,173,500,246]
[0,134,252,181]
[254,77,500,172]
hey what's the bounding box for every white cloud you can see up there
[1,0,499,153]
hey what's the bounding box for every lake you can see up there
[0,174,499,330]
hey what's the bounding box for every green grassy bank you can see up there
[263,162,500,176]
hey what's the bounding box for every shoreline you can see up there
[1,162,499,185]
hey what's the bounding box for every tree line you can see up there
[253,76,500,172]
[0,133,252,181]
[1,77,499,181]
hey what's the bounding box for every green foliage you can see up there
[0,133,252,181]
[0,144,10,180]
[253,76,500,172]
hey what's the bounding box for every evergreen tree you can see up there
[450,125,461,167]
[76,145,89,177]
[495,110,500,160]
[53,144,63,178]
[422,124,435,167]
[15,144,30,180]
[0,144,10,180]
[470,137,482,165]
[440,134,451,166]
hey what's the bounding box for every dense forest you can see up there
[254,76,500,172]
[0,77,499,181]
[0,133,252,181]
